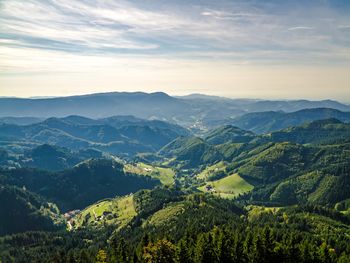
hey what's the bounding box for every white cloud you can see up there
[338,25,350,29]
[288,26,314,31]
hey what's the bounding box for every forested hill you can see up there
[158,119,350,168]
[0,159,159,211]
[156,119,350,208]
[266,118,350,144]
[0,185,65,236]
[1,189,350,262]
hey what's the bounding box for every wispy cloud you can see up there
[338,25,350,29]
[0,0,350,75]
[0,0,170,51]
[288,26,314,31]
[201,10,265,21]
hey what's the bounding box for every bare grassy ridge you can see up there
[71,195,136,229]
[124,162,175,186]
[199,173,253,199]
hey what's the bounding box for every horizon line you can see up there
[0,90,349,104]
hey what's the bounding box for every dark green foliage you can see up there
[121,193,244,245]
[234,142,308,184]
[159,137,223,168]
[0,229,105,262]
[205,125,256,145]
[0,185,65,235]
[26,144,81,171]
[237,142,350,206]
[2,201,350,262]
[133,187,184,217]
[267,119,350,145]
[0,159,159,211]
[0,148,10,167]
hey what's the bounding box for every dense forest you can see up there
[1,192,350,262]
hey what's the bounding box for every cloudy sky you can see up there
[0,0,350,101]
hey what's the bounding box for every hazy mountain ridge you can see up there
[231,108,350,133]
[0,115,189,157]
[1,92,349,131]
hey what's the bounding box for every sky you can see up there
[0,0,350,101]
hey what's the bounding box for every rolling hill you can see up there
[204,125,256,145]
[159,137,223,168]
[198,173,254,199]
[24,144,83,171]
[230,141,350,206]
[267,118,350,145]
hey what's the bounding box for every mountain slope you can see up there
[0,159,160,211]
[205,125,256,145]
[233,141,350,206]
[24,144,82,171]
[268,118,350,144]
[0,185,65,236]
[159,137,223,168]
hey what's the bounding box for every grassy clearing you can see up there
[198,173,253,199]
[144,203,186,227]
[117,195,137,223]
[247,205,282,221]
[124,162,175,186]
[71,195,136,229]
[196,161,226,180]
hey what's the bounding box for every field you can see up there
[71,195,136,229]
[124,162,175,186]
[198,173,254,199]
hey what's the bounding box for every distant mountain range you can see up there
[0,92,349,130]
[0,115,189,157]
